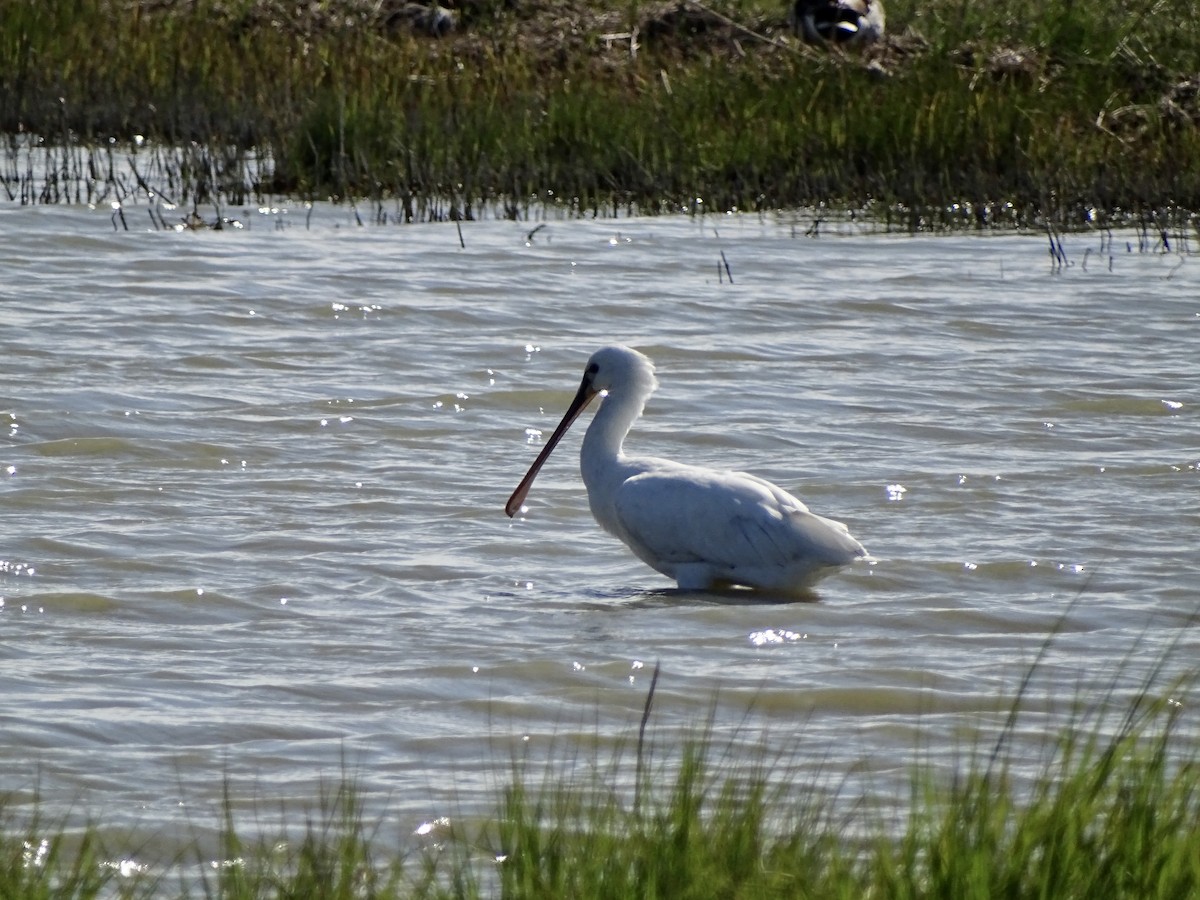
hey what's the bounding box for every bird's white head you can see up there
[583,345,658,399]
[504,345,658,518]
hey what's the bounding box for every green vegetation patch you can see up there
[3,652,1198,899]
[2,1,1199,225]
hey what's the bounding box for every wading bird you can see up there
[793,0,886,45]
[505,346,868,592]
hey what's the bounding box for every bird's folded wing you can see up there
[613,466,861,570]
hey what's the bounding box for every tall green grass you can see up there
[0,806,113,899]
[478,651,1200,899]
[2,0,1199,224]
[3,647,1197,899]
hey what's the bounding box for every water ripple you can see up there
[1,206,1196,858]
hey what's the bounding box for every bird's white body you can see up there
[507,346,867,593]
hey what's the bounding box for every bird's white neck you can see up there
[582,387,640,461]
[579,385,647,502]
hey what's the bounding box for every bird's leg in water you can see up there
[674,563,718,591]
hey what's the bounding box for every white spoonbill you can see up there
[505,346,868,592]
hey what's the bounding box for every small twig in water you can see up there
[720,250,734,283]
[456,219,465,249]
[127,155,178,210]
[634,660,661,815]
[1046,225,1068,272]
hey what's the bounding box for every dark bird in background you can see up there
[793,0,886,45]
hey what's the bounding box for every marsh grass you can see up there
[471,640,1200,899]
[0,804,113,899]
[486,671,862,899]
[2,0,1199,226]
[2,642,1198,898]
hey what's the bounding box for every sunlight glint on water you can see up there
[0,203,1197,863]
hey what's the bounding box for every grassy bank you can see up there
[2,0,1199,224]
[3,660,1198,899]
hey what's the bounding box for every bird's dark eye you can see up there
[585,363,599,376]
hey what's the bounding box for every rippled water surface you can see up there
[2,204,1197,866]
